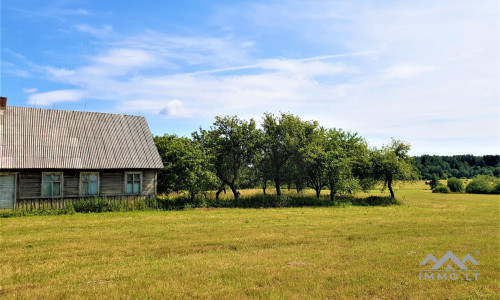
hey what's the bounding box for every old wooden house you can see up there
[0,97,164,209]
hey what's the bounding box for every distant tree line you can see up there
[412,155,500,179]
[154,113,417,199]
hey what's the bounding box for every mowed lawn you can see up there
[1,182,498,299]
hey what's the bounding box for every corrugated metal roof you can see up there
[0,107,164,169]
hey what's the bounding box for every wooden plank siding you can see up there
[16,170,157,199]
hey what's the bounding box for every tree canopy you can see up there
[153,113,492,200]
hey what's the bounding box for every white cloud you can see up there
[76,24,113,37]
[45,66,75,77]
[23,88,38,93]
[28,90,85,106]
[383,63,438,79]
[24,0,498,154]
[91,48,156,67]
[160,100,193,118]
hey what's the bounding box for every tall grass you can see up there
[1,192,399,217]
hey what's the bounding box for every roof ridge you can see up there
[6,106,145,119]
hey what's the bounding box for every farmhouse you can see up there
[0,97,164,209]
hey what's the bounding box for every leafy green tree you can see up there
[154,134,216,199]
[298,126,328,198]
[260,113,318,197]
[447,177,464,192]
[465,175,500,194]
[193,116,260,199]
[323,129,370,200]
[429,174,440,189]
[370,139,418,198]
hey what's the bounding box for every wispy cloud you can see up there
[23,88,38,94]
[383,63,438,79]
[15,0,498,154]
[76,24,113,37]
[28,90,85,106]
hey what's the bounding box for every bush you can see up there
[493,182,500,194]
[3,193,403,218]
[432,184,450,193]
[465,175,500,194]
[429,174,440,189]
[447,177,464,192]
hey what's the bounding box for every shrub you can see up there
[447,177,464,192]
[429,174,440,189]
[465,175,500,194]
[432,184,450,193]
[493,182,500,194]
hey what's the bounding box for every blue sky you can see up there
[1,0,498,155]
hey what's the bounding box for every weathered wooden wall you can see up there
[16,169,157,199]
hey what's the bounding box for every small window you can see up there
[125,172,141,194]
[42,173,62,197]
[81,172,99,195]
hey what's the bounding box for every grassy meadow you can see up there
[1,181,499,299]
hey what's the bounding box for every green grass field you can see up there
[1,182,499,299]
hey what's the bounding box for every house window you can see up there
[81,172,99,195]
[125,172,141,194]
[42,173,62,197]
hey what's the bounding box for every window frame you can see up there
[80,172,100,196]
[41,172,63,197]
[124,171,142,195]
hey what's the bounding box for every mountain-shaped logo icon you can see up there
[420,251,479,270]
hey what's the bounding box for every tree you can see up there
[370,139,418,198]
[323,129,370,200]
[260,113,318,197]
[447,177,464,192]
[299,127,328,198]
[154,134,216,199]
[193,116,260,199]
[429,174,440,189]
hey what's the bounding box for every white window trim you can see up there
[41,172,63,197]
[80,172,100,196]
[124,171,142,195]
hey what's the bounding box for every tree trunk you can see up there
[287,183,291,191]
[329,180,335,201]
[263,180,267,195]
[315,188,321,199]
[229,183,240,199]
[388,178,395,198]
[215,184,225,200]
[275,178,282,197]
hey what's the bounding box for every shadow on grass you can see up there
[154,194,400,210]
[1,195,400,217]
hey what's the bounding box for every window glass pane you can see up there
[90,181,98,195]
[127,174,133,181]
[53,182,61,196]
[43,182,52,196]
[53,174,60,181]
[90,174,98,181]
[133,182,140,193]
[134,174,140,181]
[82,182,89,195]
[82,174,89,181]
[126,182,133,194]
[44,174,52,182]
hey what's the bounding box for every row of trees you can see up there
[154,113,418,200]
[413,155,500,179]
